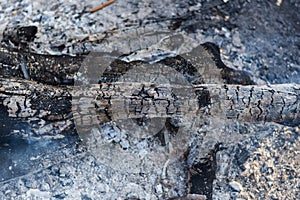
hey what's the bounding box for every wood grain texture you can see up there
[0,45,82,85]
[1,77,299,137]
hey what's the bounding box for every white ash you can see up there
[0,0,299,199]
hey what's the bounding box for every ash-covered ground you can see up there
[0,0,299,199]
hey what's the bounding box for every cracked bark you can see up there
[0,45,82,85]
[1,77,299,138]
[1,42,299,199]
[0,42,254,86]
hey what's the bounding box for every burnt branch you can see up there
[1,77,299,139]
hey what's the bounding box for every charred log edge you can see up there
[1,41,255,87]
[0,90,27,97]
[98,81,211,111]
[0,76,73,122]
[0,45,83,86]
[187,143,226,200]
[0,44,83,63]
[201,42,255,85]
[2,25,38,47]
[1,77,299,126]
[98,57,205,85]
[74,82,300,127]
[98,43,254,86]
[159,55,204,85]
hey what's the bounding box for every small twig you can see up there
[89,0,116,13]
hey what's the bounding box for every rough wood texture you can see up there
[0,42,255,86]
[73,82,300,126]
[0,41,299,199]
[0,77,72,138]
[0,45,82,85]
[1,77,299,137]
